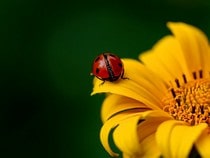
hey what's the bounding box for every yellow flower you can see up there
[91,22,210,158]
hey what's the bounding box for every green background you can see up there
[1,0,210,158]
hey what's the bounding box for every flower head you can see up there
[91,22,210,158]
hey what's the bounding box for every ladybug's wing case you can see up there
[92,53,124,82]
[92,55,110,80]
[107,54,124,78]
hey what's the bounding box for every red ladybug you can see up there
[91,52,125,83]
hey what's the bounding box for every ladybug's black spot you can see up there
[96,68,100,74]
[118,63,122,67]
[94,56,100,62]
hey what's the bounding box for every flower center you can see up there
[162,71,210,126]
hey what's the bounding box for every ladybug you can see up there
[91,52,126,84]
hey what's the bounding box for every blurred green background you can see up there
[1,0,210,158]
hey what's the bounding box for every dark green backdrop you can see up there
[1,0,210,158]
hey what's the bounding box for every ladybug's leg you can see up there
[121,69,129,80]
[99,80,106,86]
[121,76,129,80]
[95,76,106,86]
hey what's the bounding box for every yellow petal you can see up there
[123,134,162,158]
[139,134,161,158]
[100,112,143,157]
[92,59,167,110]
[195,128,210,158]
[112,115,143,157]
[137,111,172,158]
[122,153,130,158]
[167,22,210,78]
[101,94,150,122]
[140,35,189,85]
[156,120,207,158]
[137,110,172,142]
[112,110,171,157]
